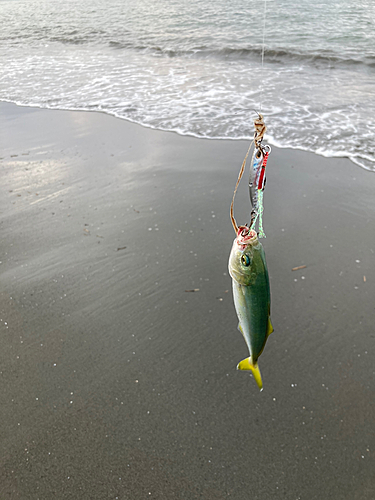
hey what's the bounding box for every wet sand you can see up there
[1,101,375,499]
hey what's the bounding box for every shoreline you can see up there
[1,99,373,173]
[1,101,375,499]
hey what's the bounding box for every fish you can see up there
[228,225,273,390]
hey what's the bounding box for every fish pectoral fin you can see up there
[237,357,263,391]
[267,317,274,337]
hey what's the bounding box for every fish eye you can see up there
[241,254,251,267]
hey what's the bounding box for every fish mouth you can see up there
[236,226,257,247]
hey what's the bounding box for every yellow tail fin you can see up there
[237,357,263,391]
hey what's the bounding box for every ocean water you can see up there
[1,0,375,171]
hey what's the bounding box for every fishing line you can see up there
[230,140,254,233]
[259,0,267,112]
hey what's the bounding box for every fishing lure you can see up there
[229,114,273,390]
[249,113,271,238]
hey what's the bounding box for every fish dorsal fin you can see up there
[237,323,246,340]
[267,317,274,337]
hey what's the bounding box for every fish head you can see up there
[228,226,261,286]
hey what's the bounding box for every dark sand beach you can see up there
[1,101,375,499]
